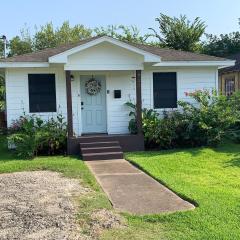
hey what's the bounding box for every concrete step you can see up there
[81,146,122,154]
[82,152,124,161]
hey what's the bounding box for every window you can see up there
[28,74,56,113]
[153,72,177,108]
[225,77,235,96]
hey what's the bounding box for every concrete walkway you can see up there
[86,159,195,215]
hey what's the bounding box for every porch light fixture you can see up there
[70,74,74,81]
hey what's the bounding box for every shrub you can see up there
[178,90,239,146]
[8,114,67,159]
[126,90,240,149]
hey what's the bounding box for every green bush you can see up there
[8,114,67,159]
[126,90,240,149]
[0,75,5,112]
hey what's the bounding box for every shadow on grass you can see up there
[224,158,240,168]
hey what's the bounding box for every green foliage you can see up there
[178,90,239,146]
[7,21,92,56]
[34,21,92,50]
[201,19,240,57]
[8,27,33,56]
[126,90,240,149]
[149,13,206,51]
[202,32,240,57]
[95,25,148,44]
[8,114,67,159]
[0,75,5,111]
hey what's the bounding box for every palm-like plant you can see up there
[149,13,206,52]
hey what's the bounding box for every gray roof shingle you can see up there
[219,52,240,73]
[0,36,229,63]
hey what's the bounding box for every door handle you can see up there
[81,102,84,106]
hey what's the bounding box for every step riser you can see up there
[78,137,120,143]
[80,142,119,148]
[80,140,123,161]
[83,153,124,161]
[81,147,122,154]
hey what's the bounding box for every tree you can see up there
[149,13,206,52]
[201,18,240,57]
[7,21,93,56]
[202,32,240,57]
[8,27,33,57]
[94,25,148,44]
[34,21,92,50]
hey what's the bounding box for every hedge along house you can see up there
[0,36,234,159]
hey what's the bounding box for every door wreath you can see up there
[85,76,101,95]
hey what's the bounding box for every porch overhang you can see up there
[64,64,144,71]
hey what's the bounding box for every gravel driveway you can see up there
[0,171,88,240]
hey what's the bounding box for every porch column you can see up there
[66,70,73,138]
[136,70,143,135]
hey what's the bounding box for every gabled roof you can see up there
[0,35,230,64]
[219,52,240,73]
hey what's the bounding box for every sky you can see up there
[0,0,240,40]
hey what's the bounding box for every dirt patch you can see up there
[0,171,89,240]
[89,209,125,238]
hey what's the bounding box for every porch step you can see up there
[81,146,122,154]
[82,152,124,161]
[80,141,119,148]
[79,140,123,161]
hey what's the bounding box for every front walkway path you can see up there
[86,159,194,215]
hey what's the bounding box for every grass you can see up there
[124,143,240,240]
[0,135,240,239]
[0,136,112,237]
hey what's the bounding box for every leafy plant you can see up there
[126,90,240,149]
[8,114,67,159]
[0,75,5,111]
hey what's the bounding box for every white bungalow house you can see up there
[0,36,234,159]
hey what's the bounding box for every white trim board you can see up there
[0,62,50,68]
[153,61,235,68]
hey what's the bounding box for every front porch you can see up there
[65,70,144,155]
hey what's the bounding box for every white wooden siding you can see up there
[5,67,67,126]
[5,66,218,136]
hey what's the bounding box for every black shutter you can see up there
[28,74,56,113]
[153,72,177,108]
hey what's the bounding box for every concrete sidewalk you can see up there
[86,159,195,215]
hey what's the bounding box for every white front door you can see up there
[80,75,107,134]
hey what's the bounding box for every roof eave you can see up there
[153,60,236,68]
[0,62,49,68]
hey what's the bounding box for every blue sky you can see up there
[1,0,240,39]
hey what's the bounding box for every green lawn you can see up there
[124,143,240,240]
[0,135,240,239]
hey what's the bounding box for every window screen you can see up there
[225,77,235,96]
[153,72,177,108]
[28,74,56,113]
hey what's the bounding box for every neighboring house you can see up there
[219,52,240,96]
[0,36,234,157]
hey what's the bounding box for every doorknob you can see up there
[81,101,84,106]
